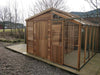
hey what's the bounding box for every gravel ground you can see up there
[0,42,75,75]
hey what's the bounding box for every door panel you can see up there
[39,21,48,59]
[33,21,48,59]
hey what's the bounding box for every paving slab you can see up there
[6,44,100,75]
[79,53,100,75]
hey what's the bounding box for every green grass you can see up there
[0,29,25,32]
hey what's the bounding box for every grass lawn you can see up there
[0,29,25,32]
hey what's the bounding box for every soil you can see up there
[0,42,75,75]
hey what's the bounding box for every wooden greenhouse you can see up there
[26,8,99,70]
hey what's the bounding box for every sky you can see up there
[66,0,92,12]
[0,0,92,12]
[0,0,94,25]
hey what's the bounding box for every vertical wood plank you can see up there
[26,21,28,52]
[47,20,51,60]
[61,21,64,64]
[36,21,39,56]
[33,21,34,54]
[50,13,53,62]
[77,24,82,69]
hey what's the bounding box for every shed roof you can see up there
[26,8,99,26]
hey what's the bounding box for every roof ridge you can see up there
[25,8,79,21]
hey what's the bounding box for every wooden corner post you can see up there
[26,21,28,53]
[77,24,82,69]
[61,20,64,64]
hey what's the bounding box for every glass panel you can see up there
[80,27,85,66]
[88,27,92,58]
[94,28,96,54]
[95,28,98,53]
[86,27,89,60]
[64,21,79,68]
[90,27,93,57]
[92,28,95,55]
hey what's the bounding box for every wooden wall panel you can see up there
[27,22,33,41]
[27,21,33,27]
[27,40,33,54]
[39,21,48,59]
[30,12,51,21]
[47,20,51,60]
[27,46,33,54]
[33,21,48,59]
[27,21,33,54]
[27,27,33,40]
[51,22,63,64]
[27,12,52,60]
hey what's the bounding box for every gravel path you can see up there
[0,42,75,75]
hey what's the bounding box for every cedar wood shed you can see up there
[26,8,99,70]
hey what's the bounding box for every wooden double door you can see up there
[27,20,64,65]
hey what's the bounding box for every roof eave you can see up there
[25,8,54,21]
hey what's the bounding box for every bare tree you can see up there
[30,0,68,15]
[0,7,9,32]
[13,1,19,36]
[85,0,100,17]
[85,0,100,26]
[85,0,100,9]
[20,14,25,33]
[7,2,13,34]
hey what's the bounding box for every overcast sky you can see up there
[0,0,92,12]
[0,0,94,25]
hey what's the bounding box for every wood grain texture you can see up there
[26,10,99,69]
[77,24,81,69]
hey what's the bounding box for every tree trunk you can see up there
[10,23,12,34]
[15,24,17,37]
[11,28,12,34]
[3,22,5,32]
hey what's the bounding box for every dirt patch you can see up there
[0,42,12,47]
